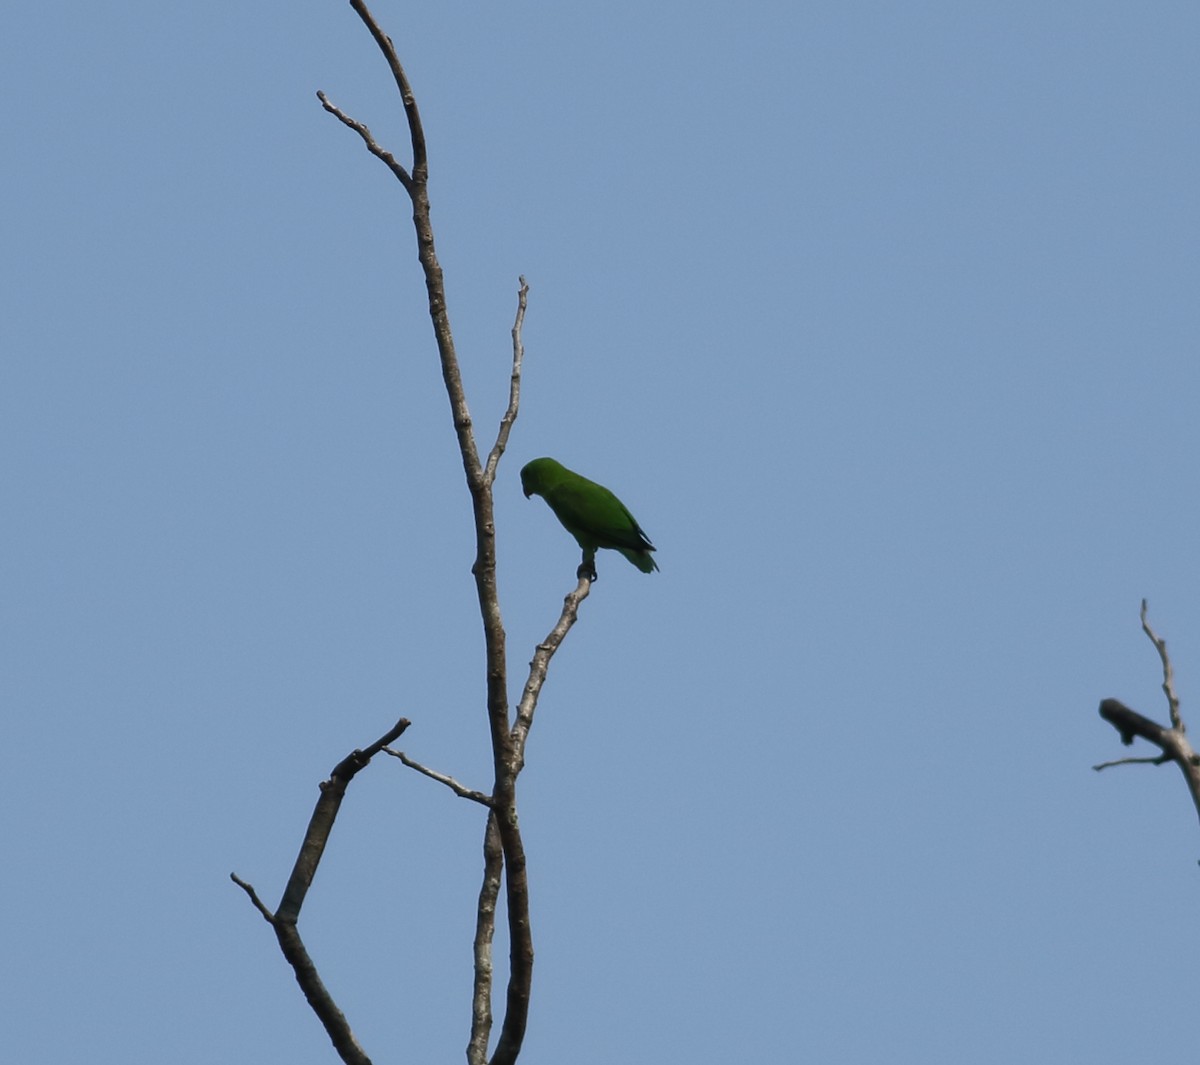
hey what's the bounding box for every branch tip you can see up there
[1139,601,1183,730]
[484,276,531,485]
[230,873,276,924]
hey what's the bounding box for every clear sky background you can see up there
[4,2,1200,1062]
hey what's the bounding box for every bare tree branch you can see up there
[339,0,484,493]
[277,717,411,923]
[1093,753,1172,771]
[349,0,428,182]
[232,717,409,1065]
[316,91,414,192]
[384,747,493,805]
[322,7,538,1061]
[230,873,275,923]
[273,921,374,1065]
[1096,605,1200,834]
[1141,597,1184,731]
[512,576,592,770]
[485,277,530,488]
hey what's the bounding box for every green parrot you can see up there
[520,457,659,581]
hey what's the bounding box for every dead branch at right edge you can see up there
[1095,600,1200,834]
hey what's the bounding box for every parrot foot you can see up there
[577,559,598,583]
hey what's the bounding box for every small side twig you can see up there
[230,873,276,924]
[383,747,493,805]
[1092,754,1172,771]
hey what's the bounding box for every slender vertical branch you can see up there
[349,0,427,182]
[485,277,530,487]
[1140,598,1183,731]
[278,718,411,921]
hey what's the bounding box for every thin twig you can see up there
[383,748,493,805]
[484,277,529,487]
[230,873,276,924]
[1092,754,1172,771]
[1141,598,1184,731]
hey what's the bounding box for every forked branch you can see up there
[1095,602,1200,833]
[231,717,410,1065]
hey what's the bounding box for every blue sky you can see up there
[4,2,1200,1062]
